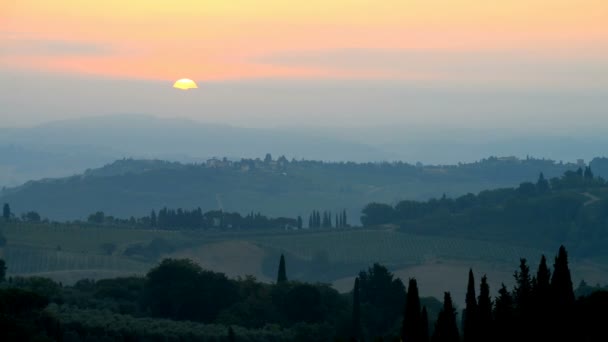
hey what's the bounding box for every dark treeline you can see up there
[361,168,608,256]
[1,245,607,341]
[308,209,348,229]
[86,207,349,231]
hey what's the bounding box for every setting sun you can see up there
[173,78,198,90]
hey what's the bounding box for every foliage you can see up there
[359,170,608,257]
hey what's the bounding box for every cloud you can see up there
[251,48,608,87]
[0,34,115,57]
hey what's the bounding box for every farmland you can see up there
[3,222,608,304]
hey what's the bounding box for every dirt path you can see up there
[583,192,601,206]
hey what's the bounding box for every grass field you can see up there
[2,223,608,301]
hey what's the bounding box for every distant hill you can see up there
[0,115,389,187]
[0,156,591,221]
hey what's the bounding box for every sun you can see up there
[173,78,198,90]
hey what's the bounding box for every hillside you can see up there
[0,156,589,220]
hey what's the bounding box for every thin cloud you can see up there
[0,36,115,57]
[251,48,608,88]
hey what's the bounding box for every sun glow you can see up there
[173,78,198,90]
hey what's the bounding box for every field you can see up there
[2,222,608,302]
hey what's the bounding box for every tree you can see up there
[352,277,362,341]
[264,153,273,164]
[360,203,394,226]
[550,246,575,340]
[87,211,105,224]
[297,216,303,229]
[531,255,551,340]
[150,210,157,227]
[536,173,550,194]
[535,255,551,298]
[513,259,532,311]
[551,246,574,307]
[421,306,430,342]
[143,258,238,322]
[358,263,406,337]
[228,326,236,342]
[463,269,478,342]
[584,166,594,180]
[493,284,514,342]
[513,258,533,338]
[402,278,422,342]
[432,292,459,342]
[277,254,287,283]
[2,203,10,221]
[0,259,6,282]
[477,275,492,341]
[21,211,41,222]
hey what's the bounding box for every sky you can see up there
[1,1,607,129]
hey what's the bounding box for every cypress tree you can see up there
[550,246,575,340]
[536,172,550,194]
[228,326,236,342]
[531,255,551,340]
[551,246,574,307]
[493,284,514,342]
[477,275,492,341]
[352,277,362,341]
[150,210,157,227]
[513,259,533,339]
[402,278,422,342]
[0,259,6,283]
[2,203,10,221]
[297,216,303,229]
[432,292,459,342]
[343,210,348,227]
[421,306,429,342]
[277,254,287,283]
[463,269,478,342]
[535,255,551,297]
[513,258,532,311]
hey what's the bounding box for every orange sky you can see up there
[1,0,607,82]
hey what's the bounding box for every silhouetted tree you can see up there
[513,259,532,311]
[277,254,287,284]
[477,275,492,341]
[358,263,406,337]
[551,246,574,307]
[2,203,10,221]
[432,292,459,342]
[493,284,514,342]
[297,215,303,229]
[402,278,422,342]
[352,277,362,341]
[513,258,533,338]
[228,326,236,342]
[531,255,551,340]
[0,259,6,282]
[463,269,478,342]
[421,306,430,342]
[550,245,575,340]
